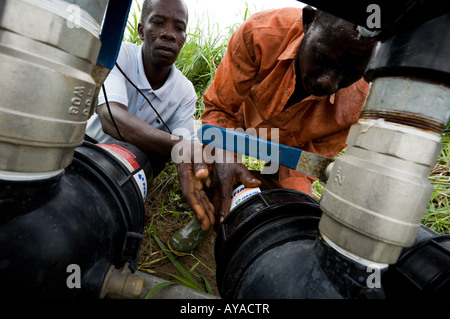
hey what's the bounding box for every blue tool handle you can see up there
[96,0,133,69]
[197,124,302,170]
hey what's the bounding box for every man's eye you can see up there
[152,20,164,26]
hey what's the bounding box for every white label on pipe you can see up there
[230,184,261,211]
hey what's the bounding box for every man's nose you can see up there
[317,72,340,93]
[161,24,176,41]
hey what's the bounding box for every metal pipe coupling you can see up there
[319,76,450,264]
[0,0,107,176]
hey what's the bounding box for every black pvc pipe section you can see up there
[215,189,450,299]
[297,0,450,39]
[382,229,450,298]
[365,11,450,85]
[0,141,151,298]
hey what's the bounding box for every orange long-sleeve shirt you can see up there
[201,8,369,195]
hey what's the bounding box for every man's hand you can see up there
[172,139,215,231]
[206,150,261,228]
[172,141,261,231]
[177,162,215,231]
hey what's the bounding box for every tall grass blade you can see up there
[151,230,205,292]
[144,281,176,299]
[198,273,214,295]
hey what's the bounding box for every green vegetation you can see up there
[146,226,215,297]
[423,131,450,233]
[175,24,235,118]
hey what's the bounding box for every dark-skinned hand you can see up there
[177,161,215,231]
[173,139,215,231]
[204,149,261,231]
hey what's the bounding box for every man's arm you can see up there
[97,101,177,156]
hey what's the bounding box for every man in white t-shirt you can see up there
[86,0,214,231]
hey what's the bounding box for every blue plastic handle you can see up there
[96,0,133,69]
[197,124,303,170]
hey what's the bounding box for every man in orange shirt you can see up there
[200,6,376,228]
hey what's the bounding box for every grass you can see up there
[175,7,249,118]
[422,131,450,233]
[126,1,450,295]
[123,1,142,45]
[147,226,215,297]
[175,24,235,118]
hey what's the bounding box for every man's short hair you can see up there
[141,0,151,23]
[140,0,188,23]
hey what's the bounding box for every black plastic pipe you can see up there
[0,141,151,298]
[215,189,450,299]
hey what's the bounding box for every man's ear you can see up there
[138,22,144,41]
[302,6,316,32]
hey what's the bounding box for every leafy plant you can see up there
[124,0,142,45]
[175,24,236,118]
[422,130,450,234]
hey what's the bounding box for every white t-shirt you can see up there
[86,42,197,144]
